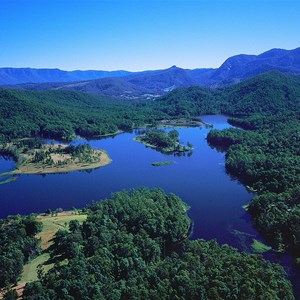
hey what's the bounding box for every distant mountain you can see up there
[124,66,214,92]
[3,66,215,98]
[0,68,132,85]
[51,77,150,99]
[1,47,300,97]
[1,71,299,141]
[209,47,300,86]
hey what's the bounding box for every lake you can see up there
[0,115,299,297]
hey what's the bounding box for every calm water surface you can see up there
[0,115,299,297]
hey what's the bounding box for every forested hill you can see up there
[153,71,300,116]
[0,89,166,140]
[1,71,300,141]
[218,71,300,115]
[21,188,294,300]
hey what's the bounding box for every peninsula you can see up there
[1,139,111,175]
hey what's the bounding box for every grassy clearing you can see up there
[17,212,87,286]
[251,239,272,253]
[36,212,87,250]
[10,212,88,297]
[151,161,173,167]
[21,253,51,282]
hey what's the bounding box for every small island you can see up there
[1,138,111,175]
[158,118,213,128]
[135,129,193,154]
[151,161,173,167]
[158,118,203,127]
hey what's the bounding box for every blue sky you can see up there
[0,0,299,71]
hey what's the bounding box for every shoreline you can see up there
[90,130,124,139]
[134,137,193,154]
[12,149,112,175]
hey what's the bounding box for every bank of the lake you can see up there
[13,149,111,175]
[1,143,111,176]
[134,129,193,154]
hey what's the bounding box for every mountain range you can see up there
[0,68,132,85]
[1,47,300,98]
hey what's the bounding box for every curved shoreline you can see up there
[11,149,112,175]
[134,137,193,154]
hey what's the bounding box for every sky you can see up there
[0,0,300,71]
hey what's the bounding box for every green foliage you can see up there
[0,215,42,288]
[3,289,18,300]
[151,161,173,167]
[152,86,219,117]
[2,71,300,297]
[0,89,166,140]
[207,113,300,254]
[22,188,294,300]
[219,71,300,116]
[139,129,192,153]
[152,71,300,118]
[141,129,178,150]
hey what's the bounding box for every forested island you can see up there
[0,189,294,299]
[135,129,193,154]
[0,138,111,176]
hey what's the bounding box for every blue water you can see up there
[0,116,255,247]
[0,157,15,174]
[0,115,299,297]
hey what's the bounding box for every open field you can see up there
[36,212,87,250]
[6,212,88,298]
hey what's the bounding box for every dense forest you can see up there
[0,89,166,140]
[0,215,42,289]
[20,188,294,300]
[207,112,300,257]
[152,71,300,117]
[137,129,192,153]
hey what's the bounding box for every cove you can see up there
[0,115,299,297]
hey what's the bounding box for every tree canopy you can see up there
[22,188,294,300]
